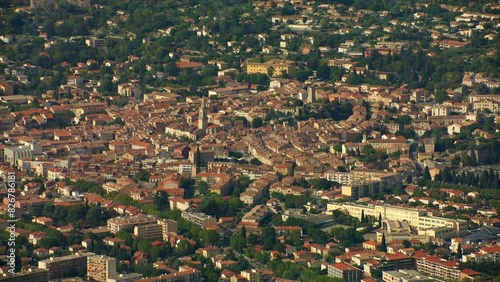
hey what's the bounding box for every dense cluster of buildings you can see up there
[1,0,500,281]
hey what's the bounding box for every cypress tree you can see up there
[423,166,431,180]
[195,146,201,168]
[241,226,247,239]
[380,233,387,252]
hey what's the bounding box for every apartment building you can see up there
[341,181,381,198]
[0,269,49,282]
[14,198,51,216]
[242,205,272,224]
[134,223,163,240]
[431,105,451,116]
[4,146,34,166]
[85,38,106,48]
[473,100,499,113]
[38,252,95,279]
[158,218,178,234]
[194,172,227,187]
[87,255,117,282]
[107,214,159,234]
[135,266,202,282]
[469,94,500,103]
[382,269,433,282]
[246,59,295,77]
[325,170,402,195]
[327,203,467,238]
[181,211,217,229]
[415,256,460,281]
[462,246,500,263]
[239,269,274,282]
[367,253,416,274]
[327,263,361,282]
[418,215,467,238]
[327,203,423,227]
[210,175,234,196]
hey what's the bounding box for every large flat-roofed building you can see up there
[241,205,272,224]
[181,211,217,229]
[135,266,202,282]
[327,203,467,239]
[469,94,500,103]
[416,256,460,281]
[325,170,402,196]
[4,146,33,166]
[87,255,142,282]
[382,269,433,282]
[87,255,117,282]
[246,59,295,77]
[158,218,178,234]
[341,181,381,198]
[327,263,361,282]
[107,273,144,282]
[38,252,95,279]
[473,100,499,113]
[14,198,52,216]
[0,269,49,282]
[327,203,424,227]
[107,214,159,234]
[134,223,163,240]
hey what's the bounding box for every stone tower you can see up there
[198,97,208,130]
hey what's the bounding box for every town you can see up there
[1,0,500,281]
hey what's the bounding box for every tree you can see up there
[133,170,150,182]
[380,233,387,252]
[316,63,331,81]
[198,181,209,195]
[434,89,449,103]
[67,227,83,245]
[267,66,275,77]
[251,117,263,128]
[406,175,413,184]
[230,233,246,252]
[262,226,276,250]
[402,239,412,248]
[37,183,46,195]
[395,115,412,125]
[154,191,170,210]
[174,240,194,256]
[241,226,247,239]
[114,118,125,125]
[250,158,262,166]
[195,146,201,168]
[423,166,431,180]
[199,230,221,246]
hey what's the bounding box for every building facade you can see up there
[327,263,361,282]
[107,215,159,234]
[246,60,295,77]
[38,252,95,279]
[87,255,117,282]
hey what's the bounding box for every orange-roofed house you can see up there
[363,241,381,250]
[460,269,483,281]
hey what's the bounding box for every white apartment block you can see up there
[327,203,467,239]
